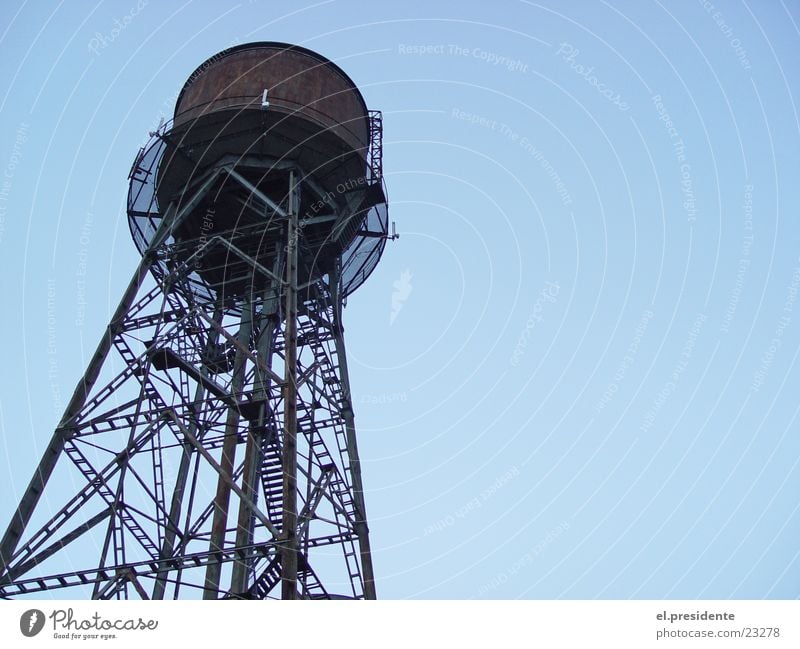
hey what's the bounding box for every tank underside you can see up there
[153,109,381,299]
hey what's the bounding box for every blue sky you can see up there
[0,0,799,599]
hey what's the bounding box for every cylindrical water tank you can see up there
[128,42,387,305]
[157,42,371,215]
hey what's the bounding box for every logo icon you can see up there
[390,269,413,325]
[20,609,45,637]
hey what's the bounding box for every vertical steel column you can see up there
[230,271,280,594]
[331,271,377,599]
[203,305,253,599]
[281,171,299,599]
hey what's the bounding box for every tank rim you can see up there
[174,41,369,119]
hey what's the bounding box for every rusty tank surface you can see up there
[127,41,388,304]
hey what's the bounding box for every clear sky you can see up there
[0,0,799,599]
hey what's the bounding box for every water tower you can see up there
[0,42,390,599]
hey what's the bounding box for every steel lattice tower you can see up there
[0,42,390,600]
